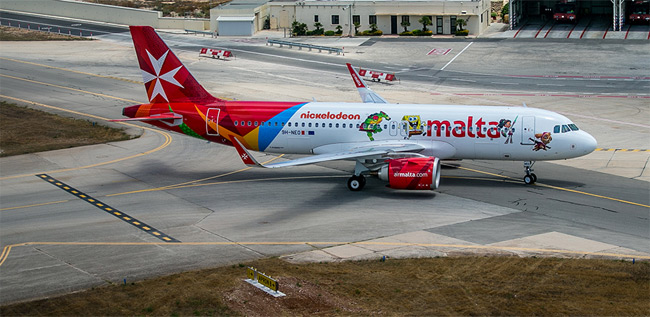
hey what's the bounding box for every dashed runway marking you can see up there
[36,174,179,243]
[595,148,650,152]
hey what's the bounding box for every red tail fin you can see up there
[129,26,220,103]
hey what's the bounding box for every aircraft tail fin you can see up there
[129,26,221,103]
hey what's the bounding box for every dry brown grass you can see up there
[0,102,132,157]
[0,26,91,41]
[1,257,648,316]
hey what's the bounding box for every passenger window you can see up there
[336,123,339,128]
[275,122,278,127]
[308,123,312,127]
[247,121,252,126]
[234,121,238,126]
[241,121,245,126]
[315,123,319,127]
[254,121,258,126]
[282,122,285,126]
[329,123,333,128]
[554,125,560,133]
[343,123,346,128]
[288,122,291,127]
[268,122,272,127]
[302,122,306,128]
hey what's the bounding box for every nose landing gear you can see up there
[523,161,537,185]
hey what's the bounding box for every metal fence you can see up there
[266,39,343,55]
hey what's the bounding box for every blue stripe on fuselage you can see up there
[258,103,306,151]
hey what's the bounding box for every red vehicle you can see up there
[554,1,578,23]
[629,1,650,23]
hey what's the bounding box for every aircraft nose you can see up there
[581,132,597,154]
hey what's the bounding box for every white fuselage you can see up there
[258,102,597,161]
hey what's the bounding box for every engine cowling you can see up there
[378,157,441,190]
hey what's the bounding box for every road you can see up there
[0,12,648,304]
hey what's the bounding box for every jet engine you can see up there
[378,157,441,190]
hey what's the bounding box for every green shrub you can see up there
[421,30,432,36]
[455,29,469,36]
[361,29,383,36]
[399,31,413,36]
[412,29,422,36]
[324,30,336,36]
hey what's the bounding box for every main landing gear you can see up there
[347,161,370,191]
[523,161,537,185]
[347,174,366,191]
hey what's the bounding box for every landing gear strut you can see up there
[347,174,366,191]
[523,161,537,185]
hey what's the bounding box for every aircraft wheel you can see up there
[347,175,365,191]
[531,173,538,183]
[524,174,535,185]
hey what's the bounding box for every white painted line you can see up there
[537,84,563,86]
[440,42,473,71]
[491,82,519,85]
[450,78,476,82]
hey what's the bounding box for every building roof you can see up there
[216,16,256,21]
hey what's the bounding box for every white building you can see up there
[211,0,492,36]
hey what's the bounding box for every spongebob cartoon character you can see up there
[401,115,424,138]
[359,111,390,141]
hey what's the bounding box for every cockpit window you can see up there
[554,125,560,133]
[562,125,570,133]
[568,123,579,131]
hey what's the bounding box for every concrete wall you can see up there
[0,0,209,30]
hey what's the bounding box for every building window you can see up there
[450,15,457,33]
[332,15,339,24]
[401,16,409,23]
[314,15,319,23]
[369,15,377,25]
[353,15,360,25]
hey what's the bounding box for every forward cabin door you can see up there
[206,108,220,136]
[521,116,535,145]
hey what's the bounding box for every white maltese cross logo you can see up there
[141,49,184,102]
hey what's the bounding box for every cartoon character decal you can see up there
[359,111,391,141]
[530,132,552,151]
[401,115,425,138]
[497,116,517,144]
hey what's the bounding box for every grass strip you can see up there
[1,256,647,316]
[0,101,132,157]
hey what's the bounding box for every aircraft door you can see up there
[206,108,220,136]
[389,121,398,136]
[521,116,535,145]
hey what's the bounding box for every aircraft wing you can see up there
[346,63,388,104]
[232,137,424,168]
[109,112,182,122]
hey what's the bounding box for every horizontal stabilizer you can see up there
[109,112,182,122]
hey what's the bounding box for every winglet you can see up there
[231,136,265,167]
[345,63,388,104]
[346,63,368,89]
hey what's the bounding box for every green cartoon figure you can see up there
[359,111,391,141]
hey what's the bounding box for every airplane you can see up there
[113,26,597,191]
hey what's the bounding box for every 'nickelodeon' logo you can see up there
[300,111,361,120]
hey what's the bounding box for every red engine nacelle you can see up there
[378,157,441,190]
